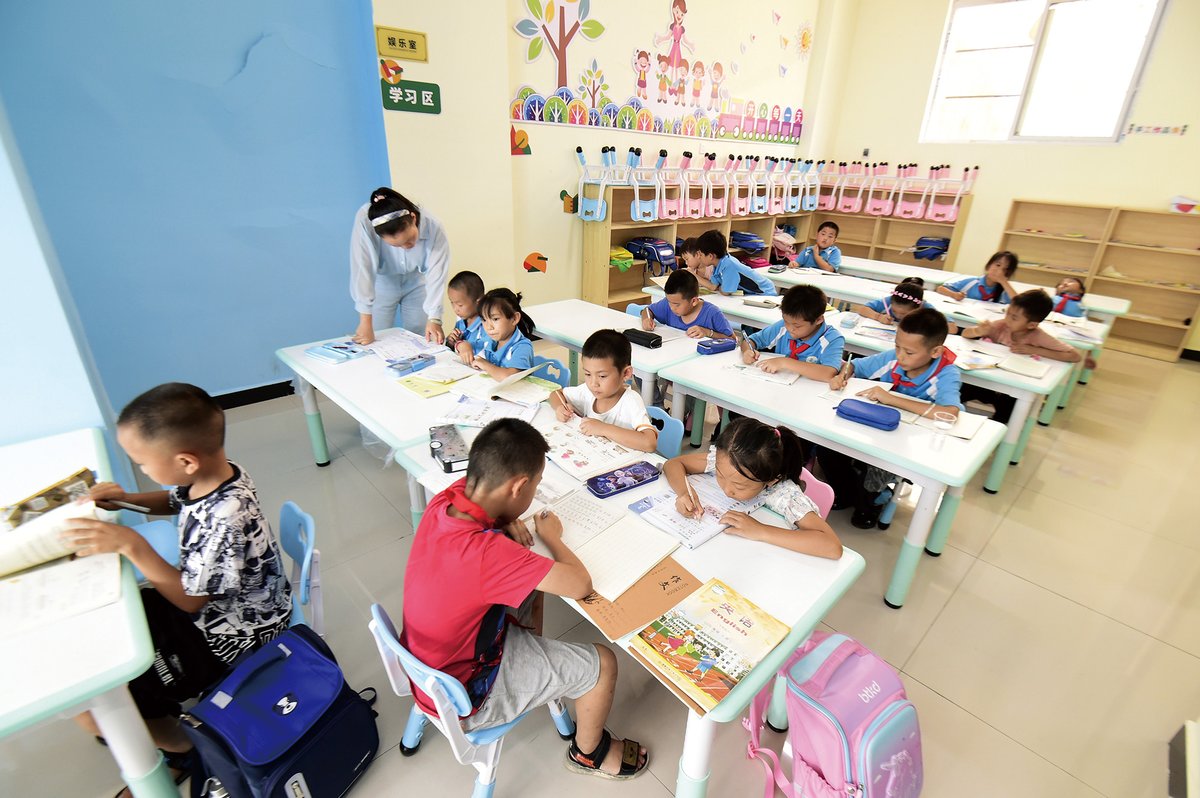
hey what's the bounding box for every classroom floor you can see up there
[3,346,1198,798]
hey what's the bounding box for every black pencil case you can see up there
[623,328,662,349]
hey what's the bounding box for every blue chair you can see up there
[369,604,575,798]
[279,501,323,635]
[130,519,179,583]
[626,303,648,317]
[531,355,570,388]
[647,405,684,458]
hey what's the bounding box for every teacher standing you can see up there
[349,187,449,345]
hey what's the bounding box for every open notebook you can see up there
[452,366,557,406]
[723,355,801,386]
[543,418,645,480]
[630,473,767,549]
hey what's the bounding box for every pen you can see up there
[110,500,151,513]
[683,478,703,519]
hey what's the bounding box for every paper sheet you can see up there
[366,329,443,362]
[543,420,644,480]
[631,474,766,549]
[575,557,702,642]
[435,395,538,428]
[0,552,121,635]
[573,517,678,601]
[724,356,801,386]
[646,324,687,342]
[396,376,453,398]
[914,409,987,439]
[417,360,477,383]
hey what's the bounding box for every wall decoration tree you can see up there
[578,58,609,109]
[514,0,605,92]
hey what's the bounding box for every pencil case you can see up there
[624,328,662,349]
[696,337,736,355]
[835,398,901,431]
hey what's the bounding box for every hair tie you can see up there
[372,209,411,227]
[892,291,920,304]
[773,428,781,438]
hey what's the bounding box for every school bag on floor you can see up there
[182,624,379,798]
[744,631,922,798]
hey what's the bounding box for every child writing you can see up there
[65,383,292,787]
[820,308,963,528]
[474,288,536,379]
[400,419,649,780]
[690,230,778,296]
[1052,277,1086,317]
[739,285,844,380]
[550,329,659,453]
[791,221,842,272]
[936,251,1018,303]
[444,270,490,364]
[855,277,935,324]
[662,417,842,559]
[640,268,734,339]
[958,289,1081,424]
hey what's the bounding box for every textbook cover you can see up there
[629,578,788,713]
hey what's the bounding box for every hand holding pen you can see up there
[829,362,852,391]
[553,389,576,423]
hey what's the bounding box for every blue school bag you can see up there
[745,632,923,798]
[182,625,379,798]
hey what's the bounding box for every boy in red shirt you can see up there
[400,419,649,780]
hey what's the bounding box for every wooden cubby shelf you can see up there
[1000,200,1200,362]
[582,187,972,311]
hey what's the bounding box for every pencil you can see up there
[683,478,703,519]
[554,389,575,417]
[110,500,151,513]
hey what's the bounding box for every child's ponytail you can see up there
[478,288,536,338]
[716,418,807,490]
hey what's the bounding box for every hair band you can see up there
[372,209,411,227]
[773,428,781,438]
[892,291,920,304]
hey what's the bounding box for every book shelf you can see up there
[581,186,972,310]
[999,200,1200,361]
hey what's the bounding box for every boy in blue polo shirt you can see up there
[791,221,842,272]
[937,251,1018,304]
[1051,277,1086,317]
[691,230,777,296]
[818,308,963,529]
[641,269,734,339]
[738,285,843,380]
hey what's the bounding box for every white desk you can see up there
[0,429,178,798]
[832,312,1073,494]
[639,287,783,330]
[659,351,1005,609]
[525,300,703,405]
[394,423,864,798]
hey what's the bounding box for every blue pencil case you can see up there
[835,398,901,431]
[696,338,736,355]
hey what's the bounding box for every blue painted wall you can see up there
[0,2,388,410]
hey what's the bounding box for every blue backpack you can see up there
[912,236,950,260]
[182,625,378,798]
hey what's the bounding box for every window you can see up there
[921,0,1167,142]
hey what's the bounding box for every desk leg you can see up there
[984,395,1033,494]
[638,369,656,407]
[568,351,580,386]
[1059,359,1084,408]
[675,709,716,798]
[406,471,428,529]
[1037,386,1060,427]
[924,485,963,556]
[1010,411,1038,466]
[884,485,940,609]
[690,401,708,448]
[89,687,177,798]
[296,377,331,467]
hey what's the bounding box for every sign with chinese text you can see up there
[376,26,427,62]
[381,80,441,115]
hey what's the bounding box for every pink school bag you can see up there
[744,631,923,798]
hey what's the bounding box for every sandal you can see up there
[564,729,649,780]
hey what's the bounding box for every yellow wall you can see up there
[824,0,1200,349]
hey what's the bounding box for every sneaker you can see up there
[851,507,879,530]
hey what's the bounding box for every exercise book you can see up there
[543,418,644,480]
[630,473,767,550]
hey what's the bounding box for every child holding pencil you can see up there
[550,330,658,452]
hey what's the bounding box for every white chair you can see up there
[368,604,575,798]
[279,501,323,635]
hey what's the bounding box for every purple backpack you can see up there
[744,631,923,798]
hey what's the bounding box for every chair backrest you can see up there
[800,467,835,519]
[278,501,314,604]
[626,303,648,317]
[647,405,684,458]
[531,355,570,388]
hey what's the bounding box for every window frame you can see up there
[920,0,1170,145]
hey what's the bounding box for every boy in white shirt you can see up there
[549,330,659,452]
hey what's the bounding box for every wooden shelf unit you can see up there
[999,200,1200,361]
[582,188,972,308]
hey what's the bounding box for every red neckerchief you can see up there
[1054,293,1081,313]
[890,348,957,389]
[977,279,1000,302]
[443,478,498,529]
[788,324,825,359]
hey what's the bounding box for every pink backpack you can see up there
[744,631,923,798]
